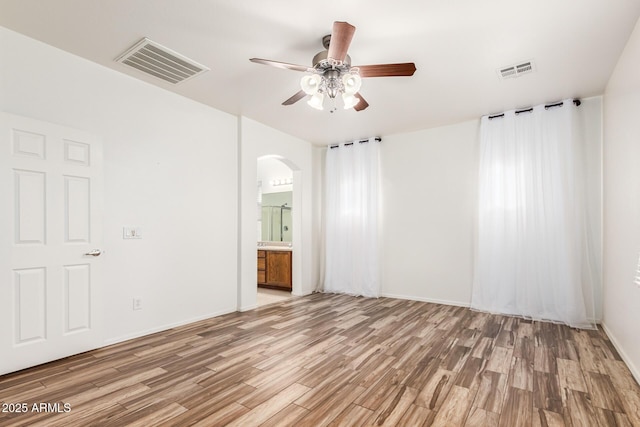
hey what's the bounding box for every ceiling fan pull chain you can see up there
[329,96,338,113]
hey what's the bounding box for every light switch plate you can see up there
[123,227,142,239]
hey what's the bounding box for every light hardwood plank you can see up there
[367,385,418,426]
[565,389,599,427]
[532,407,566,427]
[585,371,625,412]
[225,382,310,427]
[534,346,558,374]
[509,357,533,391]
[499,387,532,427]
[486,346,513,374]
[472,370,508,414]
[618,387,640,426]
[594,408,633,427]
[431,385,474,426]
[557,358,588,393]
[414,368,456,410]
[466,407,500,427]
[397,404,433,427]
[533,371,563,414]
[327,404,374,427]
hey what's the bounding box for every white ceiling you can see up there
[1,1,639,145]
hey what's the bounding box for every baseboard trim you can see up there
[600,323,640,386]
[103,307,237,346]
[239,304,258,312]
[381,292,470,308]
[291,290,311,297]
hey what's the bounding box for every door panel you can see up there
[64,264,91,333]
[64,140,90,165]
[13,129,45,159]
[0,112,103,375]
[14,267,47,344]
[64,175,90,243]
[14,169,47,244]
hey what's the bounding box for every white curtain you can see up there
[323,139,380,297]
[472,100,597,328]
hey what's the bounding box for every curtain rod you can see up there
[488,99,581,120]
[330,137,381,149]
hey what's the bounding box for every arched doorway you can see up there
[255,155,303,304]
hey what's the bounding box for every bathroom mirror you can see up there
[257,156,293,243]
[260,191,292,242]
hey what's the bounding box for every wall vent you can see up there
[497,60,535,80]
[115,38,209,84]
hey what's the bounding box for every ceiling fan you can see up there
[250,21,416,112]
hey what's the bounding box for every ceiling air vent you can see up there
[497,60,535,80]
[115,38,209,84]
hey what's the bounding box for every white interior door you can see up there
[0,113,103,375]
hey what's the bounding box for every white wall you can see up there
[602,16,640,382]
[239,117,316,310]
[313,145,326,290]
[379,121,479,305]
[579,97,605,321]
[0,27,239,344]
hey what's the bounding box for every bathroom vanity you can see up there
[257,246,292,291]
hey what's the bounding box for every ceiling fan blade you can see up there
[353,93,369,111]
[327,21,356,63]
[249,58,312,72]
[355,63,417,78]
[282,90,307,106]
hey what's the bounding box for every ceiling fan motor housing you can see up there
[312,50,352,71]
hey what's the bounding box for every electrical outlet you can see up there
[133,297,143,311]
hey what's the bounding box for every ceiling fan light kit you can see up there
[343,73,362,94]
[308,92,325,110]
[250,21,416,112]
[342,93,360,109]
[300,69,362,110]
[301,74,322,95]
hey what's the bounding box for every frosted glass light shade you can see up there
[342,73,362,95]
[342,93,360,109]
[308,92,324,110]
[300,74,322,95]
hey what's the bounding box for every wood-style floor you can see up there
[1,293,640,427]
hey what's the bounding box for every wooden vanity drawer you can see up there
[257,250,266,285]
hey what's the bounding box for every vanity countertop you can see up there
[259,247,292,251]
[257,242,292,251]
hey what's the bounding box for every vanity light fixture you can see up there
[270,177,293,187]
